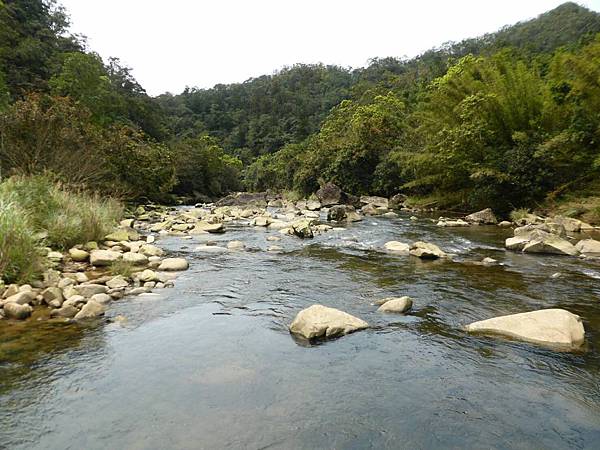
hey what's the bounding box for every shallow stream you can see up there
[1,210,600,449]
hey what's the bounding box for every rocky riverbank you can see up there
[2,185,599,352]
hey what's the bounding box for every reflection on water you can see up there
[1,210,600,449]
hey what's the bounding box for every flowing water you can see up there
[1,210,600,449]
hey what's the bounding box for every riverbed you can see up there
[1,210,600,449]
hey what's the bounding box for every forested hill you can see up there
[158,2,600,160]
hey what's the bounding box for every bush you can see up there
[0,197,42,283]
[0,175,123,250]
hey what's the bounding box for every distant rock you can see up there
[316,183,342,207]
[215,192,267,207]
[360,196,388,208]
[388,194,407,210]
[466,309,585,350]
[227,240,246,250]
[289,304,369,339]
[437,218,469,227]
[465,208,497,225]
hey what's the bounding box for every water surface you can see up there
[2,211,600,449]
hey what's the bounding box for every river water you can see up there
[1,210,600,449]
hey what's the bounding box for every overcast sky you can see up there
[59,0,600,96]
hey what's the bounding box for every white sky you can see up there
[59,0,600,96]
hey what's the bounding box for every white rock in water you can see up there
[466,308,585,350]
[376,297,413,313]
[522,238,579,256]
[289,304,369,339]
[227,241,246,250]
[409,241,446,259]
[575,239,600,255]
[383,241,410,254]
[158,258,189,271]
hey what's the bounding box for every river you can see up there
[1,210,600,449]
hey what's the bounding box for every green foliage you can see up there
[0,0,81,97]
[49,52,122,124]
[0,175,123,249]
[171,135,242,197]
[0,94,176,201]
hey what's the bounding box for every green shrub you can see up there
[0,197,43,283]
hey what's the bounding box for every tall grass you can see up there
[0,197,42,283]
[0,175,123,283]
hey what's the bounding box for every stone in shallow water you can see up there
[383,241,410,254]
[466,308,585,350]
[158,258,189,271]
[74,300,106,320]
[376,297,413,313]
[3,302,32,320]
[289,304,368,340]
[409,241,446,259]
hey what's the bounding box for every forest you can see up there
[1,0,600,216]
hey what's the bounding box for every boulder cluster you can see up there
[0,216,189,321]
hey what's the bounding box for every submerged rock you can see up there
[466,308,585,350]
[289,304,369,340]
[376,297,413,313]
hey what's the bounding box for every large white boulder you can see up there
[289,305,369,339]
[466,308,585,350]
